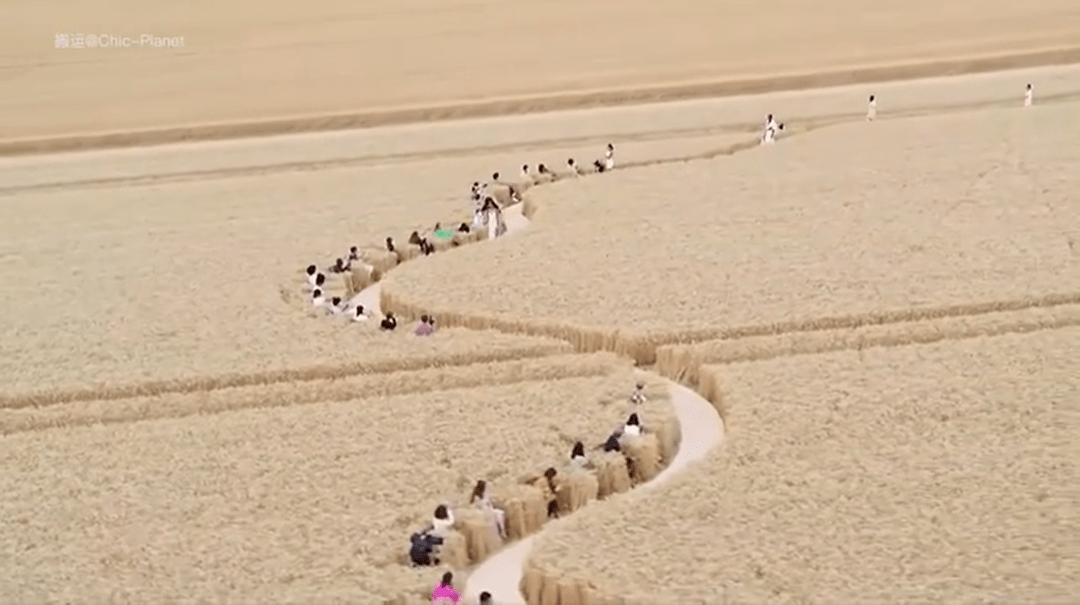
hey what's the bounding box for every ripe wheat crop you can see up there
[383,104,1080,363]
[525,327,1080,604]
[0,368,674,603]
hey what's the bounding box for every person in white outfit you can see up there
[867,95,877,121]
[567,158,581,176]
[629,382,647,404]
[603,143,615,171]
[430,505,454,538]
[469,480,507,539]
[569,441,592,469]
[305,264,318,287]
[1024,83,1033,107]
[761,114,783,144]
[311,288,326,309]
[520,164,533,185]
[352,305,369,322]
[622,412,642,438]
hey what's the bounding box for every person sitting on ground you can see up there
[542,467,560,518]
[604,143,615,171]
[311,288,326,309]
[567,158,580,176]
[386,237,395,253]
[470,479,507,539]
[380,312,397,331]
[457,222,470,233]
[348,246,361,263]
[330,258,348,274]
[434,223,454,239]
[480,197,500,213]
[415,315,435,336]
[593,159,605,173]
[352,305,369,322]
[569,441,592,469]
[409,231,423,246]
[327,296,345,315]
[479,591,492,605]
[421,238,435,255]
[432,571,460,605]
[431,504,455,538]
[305,264,319,287]
[602,431,621,453]
[409,529,443,567]
[630,382,647,404]
[623,412,642,437]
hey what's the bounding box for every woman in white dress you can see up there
[604,143,615,171]
[867,95,877,121]
[469,480,506,539]
[430,504,455,538]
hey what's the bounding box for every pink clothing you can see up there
[431,584,460,604]
[415,322,434,336]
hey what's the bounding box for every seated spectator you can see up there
[380,313,398,331]
[432,571,460,605]
[469,479,507,539]
[431,504,455,538]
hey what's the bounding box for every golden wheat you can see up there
[0,352,631,435]
[656,303,1080,423]
[525,327,1080,604]
[0,368,674,603]
[382,103,1080,363]
[0,329,572,409]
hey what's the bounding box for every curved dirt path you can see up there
[342,172,727,604]
[461,382,723,605]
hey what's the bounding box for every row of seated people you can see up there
[406,383,653,575]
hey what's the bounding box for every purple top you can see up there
[415,322,434,336]
[431,584,460,604]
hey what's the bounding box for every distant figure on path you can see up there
[352,305,369,322]
[630,382,647,404]
[347,246,361,264]
[305,265,319,288]
[380,312,398,331]
[520,164,532,184]
[327,296,345,315]
[386,237,395,253]
[867,95,877,121]
[761,114,784,144]
[604,143,615,171]
[623,412,642,437]
[311,288,326,309]
[432,571,461,605]
[1025,83,1034,107]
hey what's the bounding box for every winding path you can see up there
[343,170,728,605]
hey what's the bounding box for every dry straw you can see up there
[0,352,631,435]
[0,369,673,603]
[0,329,571,410]
[379,106,1080,364]
[656,303,1080,426]
[524,326,1080,604]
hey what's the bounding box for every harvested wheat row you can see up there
[0,370,671,603]
[0,329,571,410]
[656,303,1080,422]
[379,105,1080,365]
[526,327,1080,604]
[0,352,630,435]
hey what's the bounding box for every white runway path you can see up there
[348,195,725,605]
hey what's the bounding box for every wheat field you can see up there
[0,366,673,603]
[382,97,1080,363]
[3,1,1080,600]
[526,328,1080,604]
